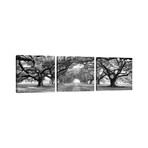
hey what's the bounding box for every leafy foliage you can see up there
[57,56,94,83]
[16,55,55,86]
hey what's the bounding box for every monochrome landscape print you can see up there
[16,55,55,93]
[57,56,94,92]
[96,57,132,91]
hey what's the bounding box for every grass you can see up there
[16,83,55,93]
[57,83,94,92]
[96,85,132,91]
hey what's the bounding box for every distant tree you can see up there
[65,71,76,83]
[83,61,94,84]
[16,55,55,87]
[96,57,132,87]
[78,62,94,84]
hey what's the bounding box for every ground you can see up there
[96,84,132,91]
[57,83,94,92]
[16,83,55,93]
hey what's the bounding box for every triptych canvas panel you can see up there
[16,55,132,93]
[57,56,94,92]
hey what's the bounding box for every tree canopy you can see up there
[57,56,94,83]
[16,55,55,86]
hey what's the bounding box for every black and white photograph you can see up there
[96,57,132,91]
[16,55,55,93]
[2,0,148,147]
[57,56,94,92]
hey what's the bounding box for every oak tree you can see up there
[96,57,132,87]
[16,55,55,87]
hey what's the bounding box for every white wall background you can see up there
[0,0,148,148]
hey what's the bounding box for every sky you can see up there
[71,64,84,70]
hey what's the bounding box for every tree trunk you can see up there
[51,80,54,85]
[110,78,116,87]
[37,77,44,87]
[90,79,93,84]
[97,78,100,85]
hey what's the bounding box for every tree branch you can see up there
[117,71,132,78]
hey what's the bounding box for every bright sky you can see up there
[73,79,80,83]
[72,64,84,69]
